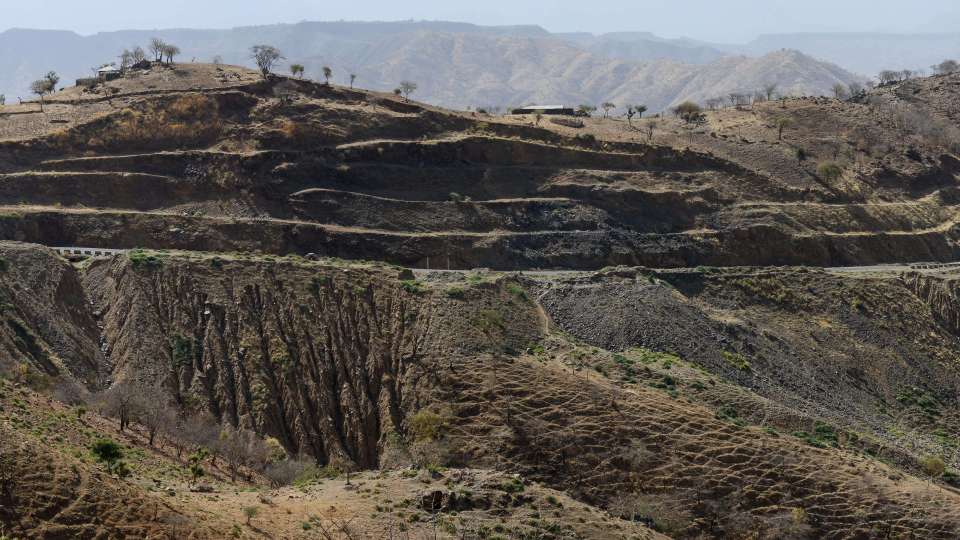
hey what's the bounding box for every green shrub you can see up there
[506,283,528,301]
[409,410,447,442]
[446,286,467,300]
[91,439,123,464]
[722,351,751,371]
[400,280,425,294]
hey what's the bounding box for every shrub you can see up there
[91,439,123,464]
[409,410,446,442]
[506,283,528,301]
[400,280,425,294]
[817,161,844,182]
[722,351,751,371]
[445,287,466,300]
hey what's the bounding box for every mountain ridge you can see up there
[0,21,863,112]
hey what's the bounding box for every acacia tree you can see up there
[673,101,704,124]
[601,102,615,119]
[322,66,332,85]
[149,38,166,62]
[399,81,417,100]
[289,64,305,78]
[30,71,59,112]
[163,45,181,65]
[349,73,357,88]
[250,45,284,78]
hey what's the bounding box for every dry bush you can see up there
[80,94,222,150]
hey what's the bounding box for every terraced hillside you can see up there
[3,62,960,539]
[2,63,960,269]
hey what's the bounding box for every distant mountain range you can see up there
[8,21,943,112]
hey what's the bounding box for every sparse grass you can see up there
[722,351,751,371]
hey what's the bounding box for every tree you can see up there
[30,73,57,112]
[831,83,849,100]
[624,104,647,127]
[399,81,418,100]
[933,59,960,75]
[796,147,808,165]
[878,70,897,84]
[673,101,705,124]
[349,73,357,88]
[289,64,305,79]
[119,49,134,72]
[847,81,864,97]
[576,104,596,117]
[149,38,167,62]
[131,46,146,64]
[643,118,657,141]
[137,386,175,447]
[322,66,332,85]
[600,102,615,119]
[763,83,778,101]
[101,381,139,432]
[250,45,284,78]
[91,439,123,464]
[163,45,181,65]
[921,456,946,487]
[776,117,792,141]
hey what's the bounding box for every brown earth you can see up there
[2,62,960,539]
[1,64,960,269]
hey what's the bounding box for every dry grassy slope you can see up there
[0,65,959,269]
[2,377,660,540]
[0,243,960,537]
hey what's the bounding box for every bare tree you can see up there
[131,46,146,64]
[119,49,134,72]
[101,381,140,432]
[149,38,167,62]
[878,70,901,85]
[250,45,284,78]
[831,83,849,100]
[399,80,418,100]
[137,386,175,446]
[847,81,864,97]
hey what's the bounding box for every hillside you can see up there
[2,62,960,538]
[0,21,863,112]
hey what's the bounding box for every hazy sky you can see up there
[4,0,960,42]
